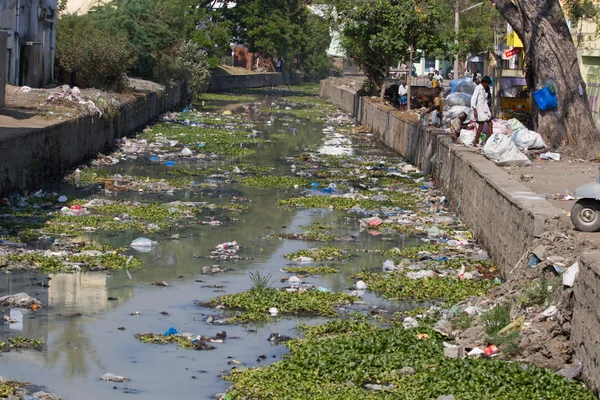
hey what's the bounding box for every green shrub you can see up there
[56,13,135,89]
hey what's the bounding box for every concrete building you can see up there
[570,14,600,127]
[0,0,58,88]
[66,0,102,14]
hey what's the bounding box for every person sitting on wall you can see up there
[449,112,469,142]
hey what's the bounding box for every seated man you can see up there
[424,86,444,127]
[449,112,468,142]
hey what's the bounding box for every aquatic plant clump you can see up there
[277,193,417,211]
[2,250,143,273]
[208,288,357,322]
[139,125,268,156]
[0,337,44,351]
[282,266,339,275]
[225,327,595,400]
[236,175,311,189]
[135,333,215,351]
[284,246,349,262]
[352,271,493,303]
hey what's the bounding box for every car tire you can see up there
[571,199,600,232]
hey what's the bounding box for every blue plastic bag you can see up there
[533,86,557,111]
[164,327,180,336]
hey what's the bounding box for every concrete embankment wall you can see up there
[208,72,303,92]
[321,79,600,393]
[0,84,182,197]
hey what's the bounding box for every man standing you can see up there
[276,57,284,73]
[432,70,443,88]
[398,81,408,111]
[471,76,493,146]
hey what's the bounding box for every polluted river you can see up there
[0,84,594,400]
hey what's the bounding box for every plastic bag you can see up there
[459,129,476,145]
[444,105,473,122]
[533,86,557,111]
[507,118,526,132]
[130,237,158,253]
[450,77,476,94]
[446,92,472,107]
[512,128,547,150]
[483,134,531,166]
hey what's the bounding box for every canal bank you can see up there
[320,78,600,395]
[319,80,566,275]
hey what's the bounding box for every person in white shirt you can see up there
[428,66,435,75]
[398,81,408,110]
[432,70,442,88]
[471,76,493,146]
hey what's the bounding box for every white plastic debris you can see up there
[181,147,193,156]
[295,256,314,264]
[382,260,397,272]
[355,280,367,290]
[130,237,158,253]
[463,306,481,316]
[0,293,43,308]
[402,317,419,329]
[542,305,557,318]
[562,262,580,287]
[269,307,279,317]
[540,152,561,161]
[467,348,486,357]
[288,276,301,285]
[20,86,32,93]
[100,373,129,382]
[406,270,436,279]
[57,195,68,203]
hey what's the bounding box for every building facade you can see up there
[0,0,58,88]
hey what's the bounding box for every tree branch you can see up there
[490,0,523,34]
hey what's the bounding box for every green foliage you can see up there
[3,250,142,273]
[0,337,44,351]
[249,271,274,292]
[237,176,310,189]
[138,124,267,155]
[384,243,441,259]
[282,266,339,275]
[353,271,492,303]
[227,0,332,78]
[209,288,357,322]
[451,313,473,331]
[324,0,444,91]
[225,326,594,399]
[56,13,135,89]
[284,246,348,261]
[278,192,417,210]
[135,333,214,350]
[296,316,377,340]
[520,276,557,307]
[152,41,211,98]
[482,303,512,336]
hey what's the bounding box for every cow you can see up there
[410,87,438,109]
[384,84,399,107]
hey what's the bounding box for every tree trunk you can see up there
[493,0,600,158]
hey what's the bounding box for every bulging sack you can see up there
[483,133,531,166]
[512,128,547,150]
[446,92,472,107]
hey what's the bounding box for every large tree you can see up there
[492,0,600,156]
[323,0,444,95]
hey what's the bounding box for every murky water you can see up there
[0,88,422,399]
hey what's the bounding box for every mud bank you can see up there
[0,84,182,198]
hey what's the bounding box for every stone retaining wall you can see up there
[0,84,182,197]
[208,72,303,92]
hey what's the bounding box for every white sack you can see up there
[512,128,547,150]
[483,133,531,166]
